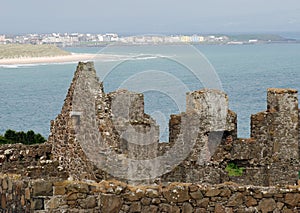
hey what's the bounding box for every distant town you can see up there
[0,33,298,47]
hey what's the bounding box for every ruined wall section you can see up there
[268,89,299,160]
[107,90,159,160]
[48,62,100,180]
[0,143,66,179]
[207,89,300,186]
[248,88,299,185]
[160,90,237,184]
[186,90,236,166]
[266,89,299,185]
[46,62,299,186]
[251,88,299,160]
[1,62,300,191]
[161,88,299,186]
[48,62,160,182]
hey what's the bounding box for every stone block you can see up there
[99,194,123,213]
[54,185,66,195]
[245,196,257,207]
[1,194,6,209]
[214,203,225,213]
[31,198,44,210]
[195,208,207,213]
[80,196,96,209]
[151,198,161,204]
[284,193,300,207]
[32,181,53,196]
[129,202,141,212]
[66,183,89,193]
[190,190,203,200]
[182,202,193,213]
[45,197,65,210]
[258,198,276,213]
[125,191,143,201]
[197,198,209,208]
[163,185,189,202]
[142,205,158,213]
[145,188,159,198]
[25,187,31,200]
[159,203,180,213]
[227,193,244,207]
[66,192,78,201]
[21,195,25,206]
[2,179,7,190]
[205,188,221,197]
[141,197,151,205]
[220,188,231,197]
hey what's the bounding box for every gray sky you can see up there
[1,0,300,34]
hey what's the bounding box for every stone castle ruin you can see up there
[46,62,299,186]
[1,61,300,212]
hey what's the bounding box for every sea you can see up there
[1,41,300,141]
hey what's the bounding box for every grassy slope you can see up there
[0,44,71,59]
[228,34,287,41]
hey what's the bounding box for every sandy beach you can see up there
[0,53,99,65]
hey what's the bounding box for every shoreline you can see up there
[0,53,98,66]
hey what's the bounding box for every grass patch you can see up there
[0,44,70,59]
[225,162,245,177]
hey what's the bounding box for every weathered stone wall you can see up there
[247,88,300,186]
[160,88,299,186]
[298,109,300,154]
[107,90,159,160]
[46,62,299,186]
[48,62,104,181]
[2,62,298,187]
[160,90,237,184]
[0,143,66,179]
[0,176,299,212]
[47,62,161,182]
[251,88,299,160]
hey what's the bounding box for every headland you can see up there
[0,44,98,65]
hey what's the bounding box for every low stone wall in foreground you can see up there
[0,175,299,213]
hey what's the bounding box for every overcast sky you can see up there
[1,0,300,34]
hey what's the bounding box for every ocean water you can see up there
[200,44,300,138]
[0,43,299,141]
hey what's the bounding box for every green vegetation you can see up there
[228,34,287,42]
[225,162,245,177]
[0,44,70,59]
[0,129,46,145]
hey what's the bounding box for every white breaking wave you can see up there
[0,61,79,68]
[95,54,173,62]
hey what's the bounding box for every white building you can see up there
[0,35,5,42]
[249,39,258,43]
[97,35,104,42]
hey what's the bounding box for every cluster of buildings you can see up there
[1,32,294,46]
[119,34,230,44]
[0,33,234,46]
[0,33,119,46]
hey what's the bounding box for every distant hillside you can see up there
[228,34,290,42]
[0,44,71,59]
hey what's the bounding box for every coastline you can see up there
[0,53,98,66]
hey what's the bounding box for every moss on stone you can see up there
[225,163,244,177]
